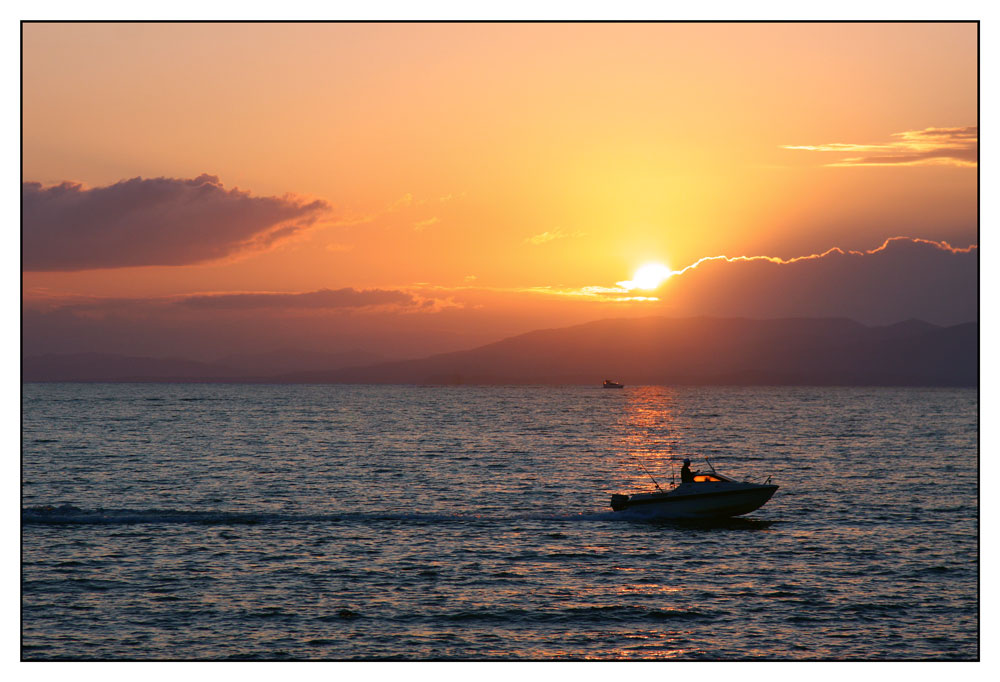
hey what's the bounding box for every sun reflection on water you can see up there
[612,386,688,491]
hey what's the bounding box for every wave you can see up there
[390,605,714,625]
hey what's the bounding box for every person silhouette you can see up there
[680,458,698,483]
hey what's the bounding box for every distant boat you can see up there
[602,379,624,389]
[610,459,778,519]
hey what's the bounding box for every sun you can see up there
[619,262,674,291]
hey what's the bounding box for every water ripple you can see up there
[22,384,977,660]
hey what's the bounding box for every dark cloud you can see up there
[177,288,415,310]
[22,174,329,271]
[656,237,977,326]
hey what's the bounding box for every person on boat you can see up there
[680,459,699,483]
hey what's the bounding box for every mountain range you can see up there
[22,316,978,386]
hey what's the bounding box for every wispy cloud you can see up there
[332,193,460,233]
[26,287,439,316]
[782,126,977,167]
[399,282,660,305]
[413,217,440,231]
[177,288,415,310]
[524,228,585,246]
[21,288,466,360]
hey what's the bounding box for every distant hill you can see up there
[305,317,978,387]
[23,317,978,386]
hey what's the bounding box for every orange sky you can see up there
[21,22,978,357]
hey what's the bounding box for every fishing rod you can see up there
[631,456,664,492]
[628,450,696,492]
[623,450,700,493]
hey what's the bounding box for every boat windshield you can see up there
[693,474,728,483]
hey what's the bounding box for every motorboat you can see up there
[609,460,778,519]
[603,379,625,388]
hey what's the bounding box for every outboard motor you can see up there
[610,494,630,511]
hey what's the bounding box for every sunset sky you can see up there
[21,22,978,360]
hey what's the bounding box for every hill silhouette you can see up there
[283,316,977,386]
[23,317,977,386]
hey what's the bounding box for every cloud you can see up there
[26,286,440,317]
[22,174,330,271]
[520,285,661,303]
[782,126,977,167]
[330,192,460,233]
[656,237,977,325]
[21,286,473,360]
[177,287,415,310]
[413,217,440,231]
[524,228,585,245]
[662,236,974,278]
[513,237,976,326]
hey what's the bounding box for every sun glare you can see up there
[620,262,674,291]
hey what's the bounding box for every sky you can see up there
[21,21,978,360]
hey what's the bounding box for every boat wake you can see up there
[22,504,775,528]
[20,504,630,527]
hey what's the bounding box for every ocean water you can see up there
[22,383,978,660]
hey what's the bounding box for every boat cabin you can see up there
[690,472,735,483]
[694,474,726,483]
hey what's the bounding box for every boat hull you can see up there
[611,484,778,519]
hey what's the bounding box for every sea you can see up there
[21,383,978,661]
